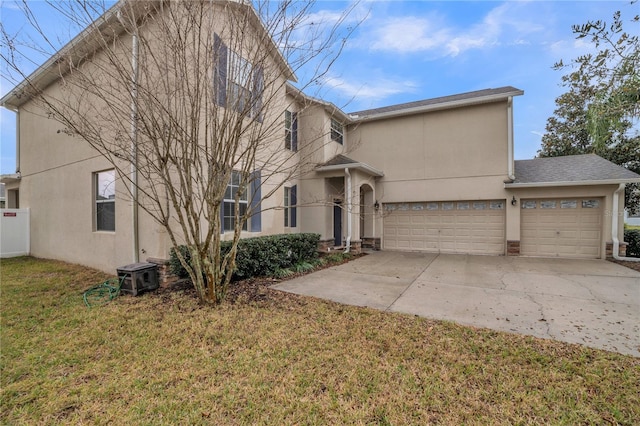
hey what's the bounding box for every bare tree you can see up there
[1,0,360,304]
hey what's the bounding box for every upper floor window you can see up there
[223,170,248,232]
[331,118,343,145]
[285,110,298,151]
[227,49,252,112]
[95,169,115,232]
[213,33,263,120]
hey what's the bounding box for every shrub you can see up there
[625,229,640,257]
[169,233,321,280]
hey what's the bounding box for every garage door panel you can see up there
[383,200,505,255]
[521,198,602,259]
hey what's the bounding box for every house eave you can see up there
[286,83,352,123]
[505,178,640,189]
[0,173,21,185]
[316,162,384,177]
[351,89,524,123]
[1,0,296,110]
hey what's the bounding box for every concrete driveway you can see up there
[272,251,640,357]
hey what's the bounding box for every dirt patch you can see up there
[610,259,640,273]
[155,253,366,306]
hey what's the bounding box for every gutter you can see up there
[505,178,640,189]
[612,183,640,262]
[507,96,515,180]
[131,30,140,263]
[316,162,384,177]
[118,7,140,264]
[351,89,524,123]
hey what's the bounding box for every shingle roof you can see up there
[322,154,358,167]
[511,154,640,185]
[349,86,523,119]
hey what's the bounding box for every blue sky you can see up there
[0,0,635,174]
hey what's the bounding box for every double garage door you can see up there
[383,200,506,255]
[520,198,602,259]
[383,197,604,258]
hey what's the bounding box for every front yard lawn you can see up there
[1,257,639,424]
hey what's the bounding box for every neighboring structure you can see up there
[626,210,640,227]
[2,0,639,275]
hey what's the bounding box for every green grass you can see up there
[625,224,640,231]
[2,257,639,425]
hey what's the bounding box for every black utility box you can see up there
[117,262,159,296]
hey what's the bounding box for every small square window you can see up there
[490,201,504,210]
[561,200,577,209]
[442,202,454,211]
[582,199,600,208]
[473,202,486,210]
[522,200,536,209]
[426,202,439,211]
[457,202,470,210]
[540,200,556,209]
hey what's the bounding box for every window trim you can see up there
[223,170,248,232]
[285,110,298,151]
[284,185,297,228]
[213,33,263,120]
[94,169,116,232]
[330,118,343,145]
[284,186,291,227]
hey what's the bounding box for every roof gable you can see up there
[1,0,295,109]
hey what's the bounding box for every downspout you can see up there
[612,183,639,261]
[344,167,352,253]
[130,30,140,263]
[14,108,20,174]
[507,96,515,181]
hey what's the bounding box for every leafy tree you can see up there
[540,3,639,214]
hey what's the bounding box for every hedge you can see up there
[624,229,640,258]
[169,233,321,280]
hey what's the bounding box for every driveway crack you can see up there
[525,292,552,338]
[385,253,439,312]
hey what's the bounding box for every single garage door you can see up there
[520,198,602,258]
[383,200,505,255]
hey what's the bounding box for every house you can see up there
[626,210,640,227]
[1,0,639,277]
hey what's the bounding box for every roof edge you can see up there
[1,0,296,109]
[316,162,384,177]
[505,178,640,189]
[286,83,352,123]
[351,88,524,123]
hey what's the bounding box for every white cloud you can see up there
[363,1,546,57]
[368,15,453,54]
[320,74,417,102]
[0,1,22,11]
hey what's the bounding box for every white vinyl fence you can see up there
[1,209,30,258]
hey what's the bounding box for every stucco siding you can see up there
[348,101,509,182]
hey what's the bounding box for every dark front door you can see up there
[333,201,342,246]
